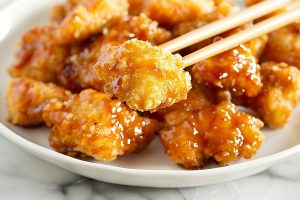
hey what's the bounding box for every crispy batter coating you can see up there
[151,81,212,120]
[293,23,300,32]
[58,14,172,92]
[245,35,268,60]
[143,0,215,27]
[173,20,207,38]
[160,101,264,169]
[262,25,300,68]
[58,37,106,92]
[192,44,262,97]
[205,0,240,22]
[173,0,239,36]
[50,4,67,23]
[6,78,71,126]
[128,0,144,15]
[65,0,90,10]
[248,62,300,128]
[219,23,268,61]
[162,82,211,113]
[43,89,160,161]
[215,23,268,61]
[151,80,232,121]
[95,39,192,112]
[56,0,128,44]
[172,20,213,56]
[100,14,172,46]
[8,24,68,83]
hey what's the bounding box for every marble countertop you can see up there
[1,134,300,200]
[1,0,300,199]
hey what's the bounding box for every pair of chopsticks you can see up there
[159,0,300,68]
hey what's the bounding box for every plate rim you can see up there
[1,123,300,176]
[1,0,300,182]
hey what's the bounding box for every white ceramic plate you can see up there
[1,0,300,188]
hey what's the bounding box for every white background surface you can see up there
[1,0,300,199]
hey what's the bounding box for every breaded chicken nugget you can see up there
[248,62,300,128]
[160,101,264,169]
[7,77,71,126]
[262,25,300,68]
[128,0,144,15]
[100,14,172,46]
[56,0,128,44]
[8,24,67,83]
[43,89,160,161]
[152,80,212,119]
[245,34,268,60]
[144,0,215,27]
[192,44,262,97]
[58,38,106,92]
[58,14,172,92]
[50,4,67,23]
[95,39,191,112]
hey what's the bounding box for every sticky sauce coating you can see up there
[95,39,192,112]
[248,62,300,128]
[192,44,262,97]
[8,24,67,83]
[143,0,215,27]
[263,25,300,69]
[152,80,212,120]
[7,77,71,126]
[8,0,300,169]
[160,101,264,169]
[56,0,129,44]
[43,89,160,161]
[58,14,171,92]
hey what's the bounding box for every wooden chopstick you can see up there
[182,7,300,68]
[159,0,293,53]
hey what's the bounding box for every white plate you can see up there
[1,0,300,188]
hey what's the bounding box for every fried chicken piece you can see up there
[205,0,240,22]
[8,24,68,83]
[6,77,71,126]
[248,62,300,128]
[245,35,268,60]
[173,20,207,38]
[151,80,212,120]
[65,0,90,10]
[162,82,211,113]
[50,4,67,23]
[192,44,262,97]
[171,1,240,56]
[172,20,213,56]
[128,0,144,15]
[143,0,215,28]
[43,89,160,161]
[293,23,300,32]
[218,23,268,61]
[100,14,172,46]
[56,0,128,44]
[151,80,232,121]
[58,37,106,92]
[173,0,239,36]
[262,25,300,68]
[160,101,264,169]
[212,22,268,61]
[95,39,191,112]
[58,14,172,92]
